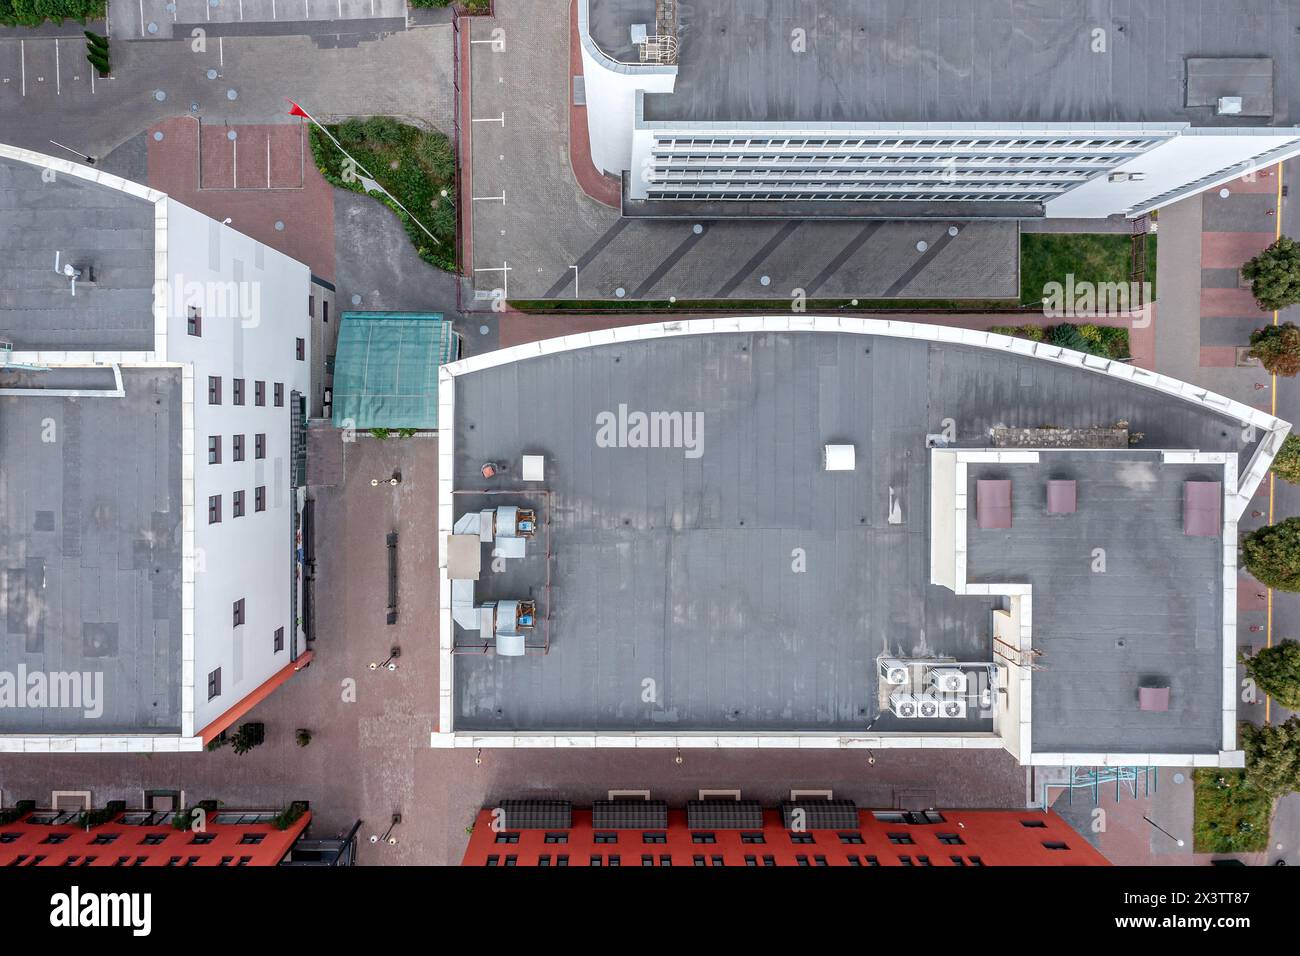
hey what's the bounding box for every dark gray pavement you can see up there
[0,21,453,161]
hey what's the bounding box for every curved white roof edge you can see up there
[577,0,677,78]
[0,142,167,205]
[440,315,1278,429]
[439,316,1290,516]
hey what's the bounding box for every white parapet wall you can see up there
[577,0,676,178]
[436,317,1290,763]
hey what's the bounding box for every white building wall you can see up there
[161,199,311,732]
[578,0,675,177]
[1046,130,1300,218]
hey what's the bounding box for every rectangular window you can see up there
[207,668,221,700]
[796,854,809,866]
[538,855,551,867]
[642,832,667,844]
[239,834,264,845]
[233,378,245,406]
[255,381,266,406]
[323,301,329,324]
[255,486,266,512]
[1020,819,1048,828]
[233,598,245,627]
[232,434,245,462]
[740,832,765,844]
[762,855,775,866]
[556,855,568,866]
[255,434,266,459]
[296,338,305,361]
[187,306,202,336]
[274,627,284,652]
[838,832,864,844]
[917,855,933,866]
[494,832,520,844]
[274,383,284,407]
[543,833,568,844]
[968,856,984,866]
[660,855,673,866]
[691,833,716,844]
[593,832,618,844]
[789,832,815,844]
[898,855,913,866]
[887,833,914,845]
[589,855,602,867]
[140,833,167,847]
[642,854,654,866]
[208,376,221,405]
[207,495,221,524]
[232,490,245,518]
[208,435,221,464]
[1042,841,1069,851]
[937,833,965,845]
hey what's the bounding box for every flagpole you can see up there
[289,100,441,247]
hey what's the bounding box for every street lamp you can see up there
[1144,816,1185,847]
[369,812,401,846]
[48,140,95,164]
[369,646,400,671]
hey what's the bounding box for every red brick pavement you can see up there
[567,0,621,208]
[1202,231,1275,270]
[147,116,337,281]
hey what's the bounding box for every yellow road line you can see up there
[1266,163,1284,723]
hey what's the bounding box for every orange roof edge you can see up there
[198,650,314,745]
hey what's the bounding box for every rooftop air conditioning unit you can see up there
[889,693,918,718]
[880,658,909,685]
[916,695,940,719]
[940,698,967,720]
[928,668,967,693]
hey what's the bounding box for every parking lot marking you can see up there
[471,193,506,204]
[337,0,342,16]
[239,0,244,18]
[138,0,144,35]
[19,40,24,96]
[271,0,276,18]
[472,113,505,126]
[304,0,309,18]
[219,36,224,65]
[54,39,60,95]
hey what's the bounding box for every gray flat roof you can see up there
[452,331,1251,740]
[592,0,1300,126]
[967,452,1225,755]
[0,368,183,734]
[0,156,156,352]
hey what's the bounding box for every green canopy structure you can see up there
[331,312,459,431]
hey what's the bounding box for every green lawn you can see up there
[1020,233,1157,307]
[309,118,456,272]
[1192,769,1273,854]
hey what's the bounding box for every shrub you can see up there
[1241,640,1300,710]
[229,722,265,756]
[1241,237,1300,312]
[272,801,309,831]
[1241,517,1300,591]
[369,427,391,440]
[1249,322,1300,376]
[1272,434,1300,484]
[1049,322,1089,352]
[1241,717,1300,796]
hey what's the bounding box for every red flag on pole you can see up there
[287,101,309,118]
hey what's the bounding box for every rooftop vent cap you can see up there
[824,443,856,471]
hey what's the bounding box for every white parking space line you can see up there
[53,39,59,95]
[138,0,144,35]
[20,39,25,96]
[219,36,224,65]
[239,0,243,18]
[472,113,505,126]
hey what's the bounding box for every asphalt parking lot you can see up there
[111,0,408,40]
[0,35,119,105]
